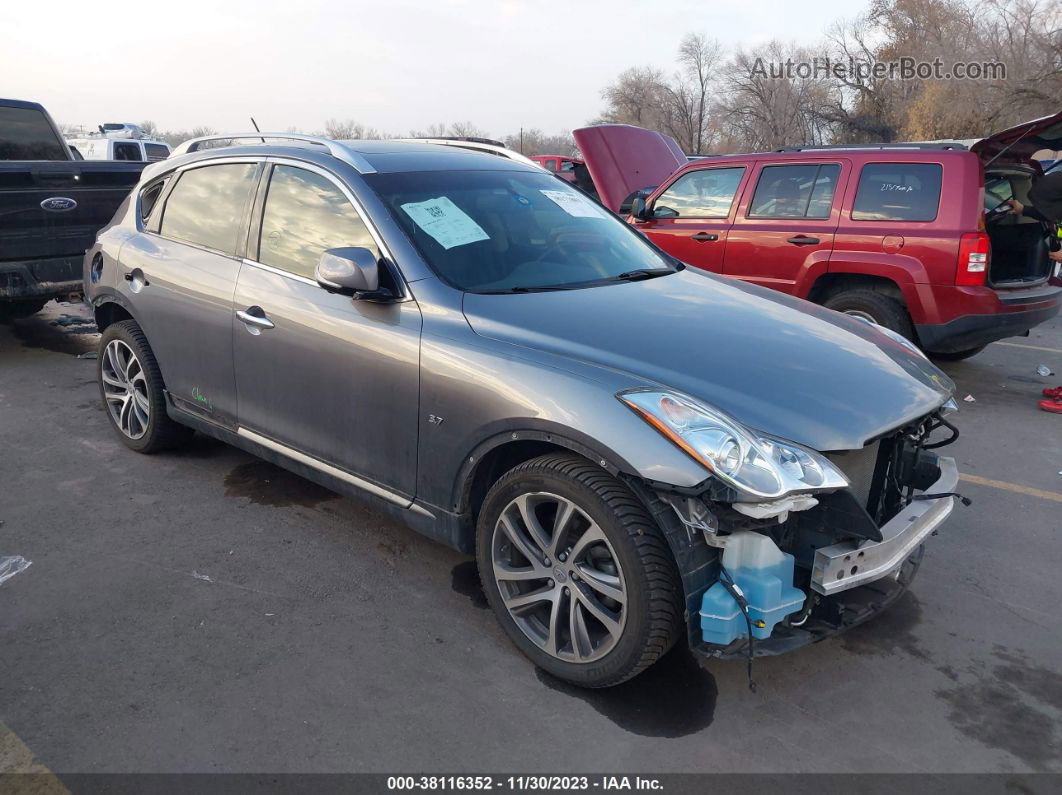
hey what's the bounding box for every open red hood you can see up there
[573,124,686,212]
[970,110,1062,166]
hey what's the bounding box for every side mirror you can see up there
[315,247,393,300]
[630,196,650,220]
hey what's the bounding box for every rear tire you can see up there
[97,320,191,453]
[0,300,48,321]
[823,289,915,341]
[476,453,683,688]
[927,346,986,362]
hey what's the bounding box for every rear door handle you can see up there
[236,308,275,332]
[786,235,820,246]
[691,232,719,242]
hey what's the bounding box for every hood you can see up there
[573,125,686,213]
[970,110,1062,166]
[463,269,954,452]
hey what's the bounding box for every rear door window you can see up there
[0,106,66,160]
[160,163,257,255]
[257,165,379,279]
[851,163,942,221]
[653,167,746,218]
[748,164,841,219]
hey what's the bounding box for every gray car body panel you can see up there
[84,140,955,550]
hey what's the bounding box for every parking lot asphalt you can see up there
[1,301,1061,775]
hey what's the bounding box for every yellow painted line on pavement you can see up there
[995,341,1062,355]
[0,722,68,793]
[960,473,1062,503]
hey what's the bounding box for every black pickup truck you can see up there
[1,98,144,319]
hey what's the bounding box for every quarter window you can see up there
[160,163,257,255]
[258,165,379,279]
[139,179,168,225]
[652,167,746,218]
[852,163,942,222]
[748,164,841,219]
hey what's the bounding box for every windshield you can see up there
[367,170,677,292]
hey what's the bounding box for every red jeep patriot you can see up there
[575,116,1062,359]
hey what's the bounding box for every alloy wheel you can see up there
[491,492,627,663]
[101,339,150,439]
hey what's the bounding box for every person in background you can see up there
[1006,171,1062,413]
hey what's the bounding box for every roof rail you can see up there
[399,138,543,169]
[170,132,376,173]
[775,142,968,152]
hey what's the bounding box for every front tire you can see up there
[476,453,682,688]
[98,320,191,453]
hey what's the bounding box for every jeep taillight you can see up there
[956,232,989,286]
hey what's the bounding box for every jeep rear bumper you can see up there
[915,283,1061,353]
[0,256,83,301]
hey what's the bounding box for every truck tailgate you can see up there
[0,161,143,263]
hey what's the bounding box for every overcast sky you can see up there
[2,0,868,137]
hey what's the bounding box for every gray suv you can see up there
[85,133,962,687]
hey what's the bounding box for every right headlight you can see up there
[618,389,849,501]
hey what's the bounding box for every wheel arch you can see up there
[808,272,906,305]
[92,294,137,333]
[453,425,640,526]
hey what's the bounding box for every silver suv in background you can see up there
[84,133,962,687]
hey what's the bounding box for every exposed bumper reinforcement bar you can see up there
[810,456,958,596]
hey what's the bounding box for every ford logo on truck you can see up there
[40,197,78,212]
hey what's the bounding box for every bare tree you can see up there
[502,128,579,156]
[660,34,723,154]
[718,42,837,152]
[597,66,670,128]
[323,118,386,139]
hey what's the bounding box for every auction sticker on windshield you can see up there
[539,189,605,218]
[401,196,489,250]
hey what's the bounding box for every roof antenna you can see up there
[250,117,264,144]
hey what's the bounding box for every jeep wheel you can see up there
[98,320,191,453]
[476,453,682,688]
[823,289,915,341]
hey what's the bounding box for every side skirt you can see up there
[164,394,473,553]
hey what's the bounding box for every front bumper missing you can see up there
[810,456,958,596]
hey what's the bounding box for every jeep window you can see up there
[144,143,170,161]
[652,167,746,218]
[543,159,558,172]
[369,169,677,292]
[159,163,257,256]
[258,165,379,279]
[114,142,142,161]
[748,164,841,219]
[0,106,67,160]
[852,163,942,222]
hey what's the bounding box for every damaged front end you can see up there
[636,406,963,661]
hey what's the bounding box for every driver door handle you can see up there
[236,308,275,330]
[691,232,719,242]
[786,235,820,246]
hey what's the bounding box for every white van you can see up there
[66,137,172,162]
